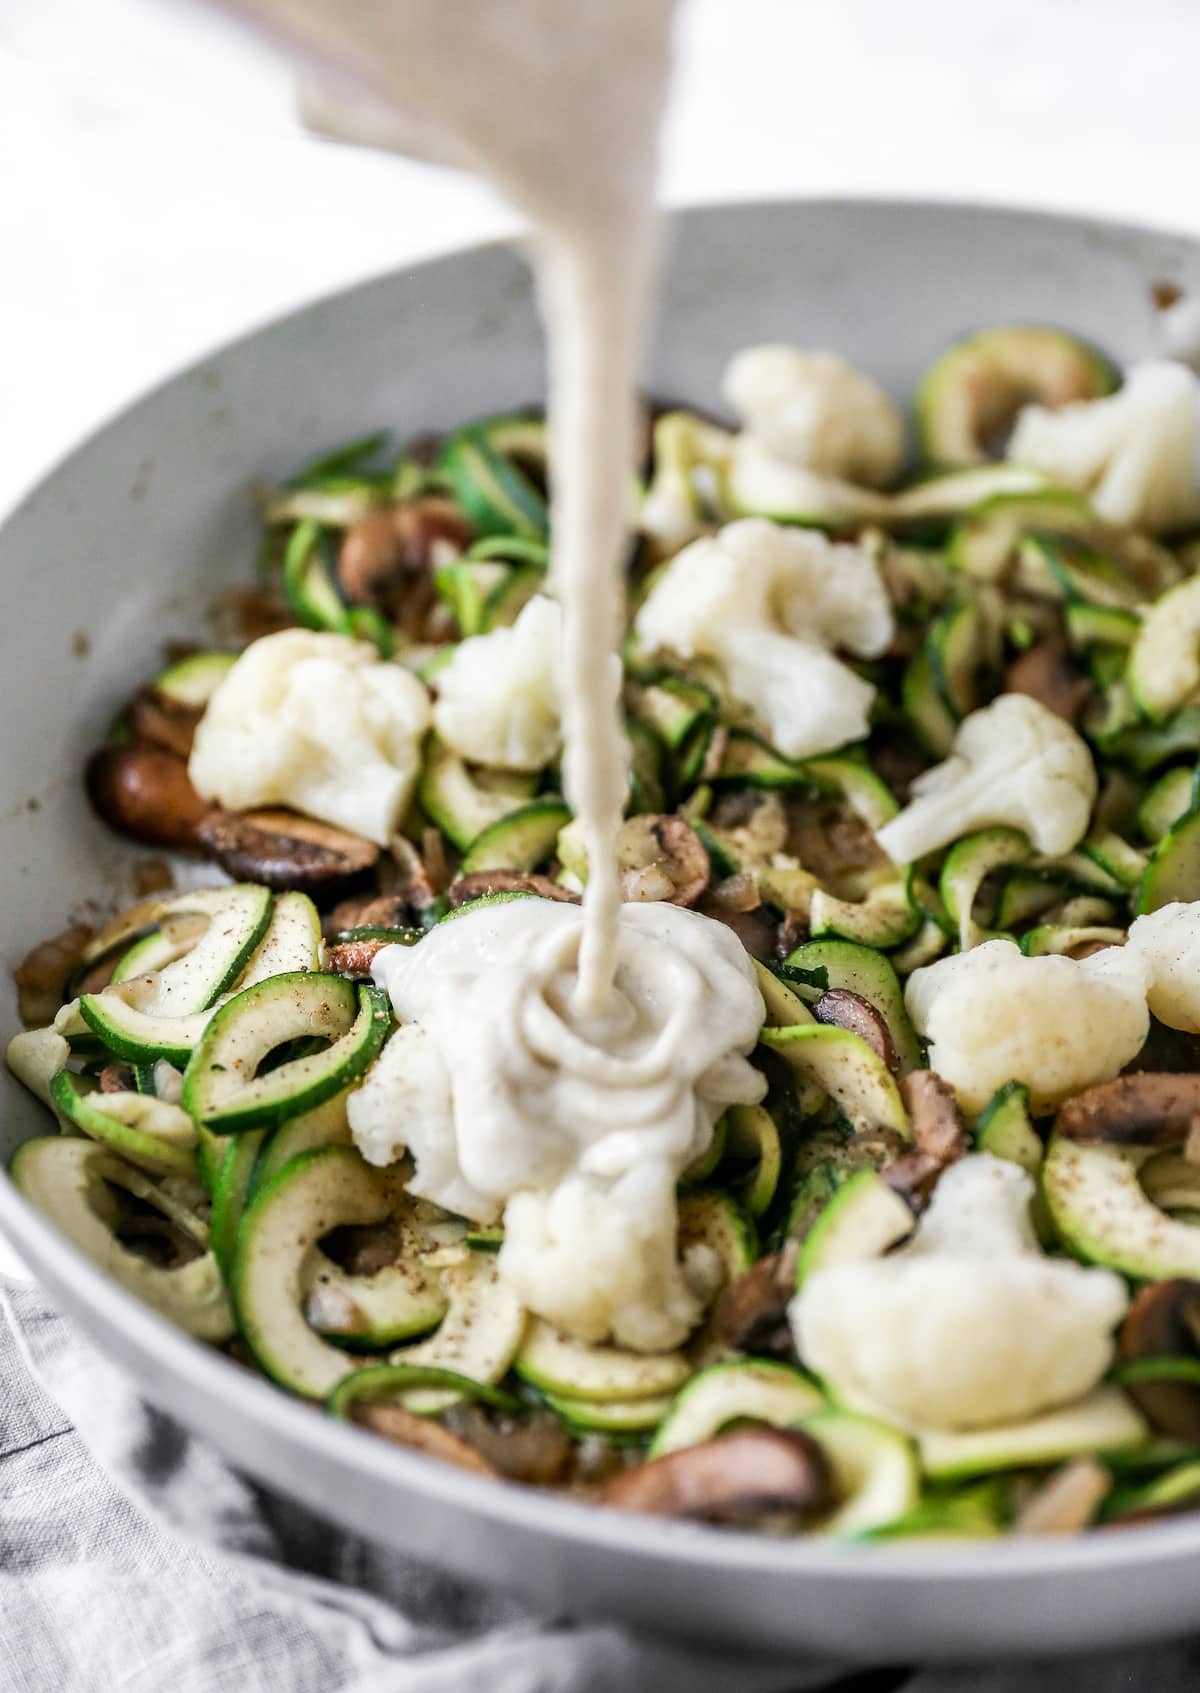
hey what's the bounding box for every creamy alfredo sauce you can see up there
[230,0,767,1348]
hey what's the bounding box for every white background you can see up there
[3,0,1200,519]
[1,0,1198,1275]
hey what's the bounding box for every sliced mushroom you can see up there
[1117,1280,1200,1441]
[420,826,451,897]
[348,1402,499,1475]
[599,1428,832,1523]
[324,891,417,940]
[13,923,94,1026]
[377,834,441,915]
[696,897,780,963]
[716,1249,797,1357]
[617,815,710,908]
[704,869,761,916]
[1012,1459,1111,1535]
[326,935,397,977]
[98,1063,136,1094]
[195,808,379,895]
[902,1070,968,1164]
[1056,1074,1200,1145]
[127,686,204,759]
[775,909,809,959]
[881,1152,945,1209]
[338,497,473,634]
[881,1072,968,1207]
[813,989,898,1072]
[785,798,886,890]
[447,870,577,907]
[86,745,209,848]
[442,1403,575,1486]
[1004,638,1092,725]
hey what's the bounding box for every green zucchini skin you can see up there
[233,1145,400,1395]
[915,325,1117,467]
[438,421,548,540]
[459,800,571,875]
[182,974,392,1134]
[49,1070,199,1178]
[327,1363,520,1419]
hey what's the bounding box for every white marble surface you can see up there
[2,0,1199,1278]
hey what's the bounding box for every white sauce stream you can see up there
[225,0,769,1347]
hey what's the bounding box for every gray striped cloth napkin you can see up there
[1,1276,1197,1693]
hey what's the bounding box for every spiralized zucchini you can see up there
[13,324,1200,1538]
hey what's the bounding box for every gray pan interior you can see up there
[2,200,1199,1663]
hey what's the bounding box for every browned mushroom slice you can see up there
[813,989,898,1072]
[195,809,379,894]
[717,1249,797,1357]
[902,1070,968,1164]
[127,686,205,760]
[442,1403,575,1486]
[13,923,95,1026]
[347,1402,499,1476]
[600,1428,832,1522]
[618,815,710,908]
[324,892,416,940]
[703,869,761,915]
[86,745,210,849]
[325,936,396,978]
[785,797,886,889]
[696,897,780,963]
[1056,1074,1200,1145]
[420,826,451,897]
[376,833,442,915]
[98,1063,136,1094]
[881,1151,946,1209]
[1004,638,1092,726]
[448,870,578,907]
[338,497,473,615]
[698,868,775,962]
[1117,1280,1200,1441]
[881,1071,968,1207]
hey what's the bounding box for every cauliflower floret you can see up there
[432,593,563,771]
[791,1155,1128,1431]
[1007,360,1200,535]
[875,693,1096,865]
[501,1167,715,1353]
[633,517,894,759]
[188,629,429,846]
[905,938,1149,1115]
[1127,901,1200,1032]
[724,346,905,489]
